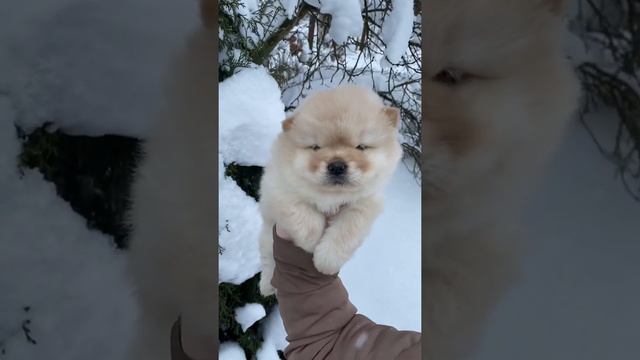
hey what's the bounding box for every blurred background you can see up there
[473,1,640,359]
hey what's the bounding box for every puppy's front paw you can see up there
[259,274,275,296]
[288,214,326,253]
[313,241,346,275]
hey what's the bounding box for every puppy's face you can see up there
[280,86,402,194]
[423,0,579,200]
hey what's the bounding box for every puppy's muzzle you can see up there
[327,159,348,185]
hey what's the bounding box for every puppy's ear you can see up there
[382,107,401,129]
[282,115,295,131]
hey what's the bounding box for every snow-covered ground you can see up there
[472,116,640,360]
[0,97,134,360]
[341,163,421,332]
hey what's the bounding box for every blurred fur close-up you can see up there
[0,0,638,360]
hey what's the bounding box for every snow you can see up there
[340,163,422,332]
[218,67,285,167]
[279,0,299,19]
[218,67,287,285]
[256,306,288,358]
[381,0,415,64]
[256,344,282,360]
[0,97,134,359]
[238,0,259,17]
[219,342,247,360]
[234,303,267,332]
[218,169,263,284]
[0,0,196,138]
[310,0,363,44]
[470,116,640,359]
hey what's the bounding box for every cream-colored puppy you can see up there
[258,85,403,295]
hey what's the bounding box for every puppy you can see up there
[126,1,217,360]
[258,85,403,295]
[423,0,580,358]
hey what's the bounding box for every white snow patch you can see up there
[381,0,414,64]
[340,163,422,332]
[218,67,287,285]
[234,303,267,332]
[0,0,196,137]
[219,342,247,360]
[310,0,363,44]
[279,0,300,18]
[218,67,285,167]
[218,168,263,284]
[256,306,288,359]
[263,306,288,350]
[239,0,259,17]
[256,340,282,360]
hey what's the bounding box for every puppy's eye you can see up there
[308,144,321,151]
[356,144,369,151]
[433,68,466,86]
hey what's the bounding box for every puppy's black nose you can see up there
[327,160,348,176]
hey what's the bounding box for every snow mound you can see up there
[218,169,262,284]
[234,303,267,332]
[311,0,363,44]
[218,66,285,167]
[257,306,288,359]
[219,342,247,360]
[0,0,196,138]
[219,67,287,285]
[381,0,414,64]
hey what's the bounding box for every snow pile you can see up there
[218,169,263,284]
[234,303,267,332]
[218,66,285,167]
[0,0,196,138]
[256,343,282,360]
[381,0,415,64]
[257,306,288,357]
[219,342,247,360]
[309,0,363,44]
[218,67,285,285]
[0,98,135,359]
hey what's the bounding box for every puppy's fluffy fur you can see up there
[423,0,580,358]
[126,2,216,360]
[258,85,403,295]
